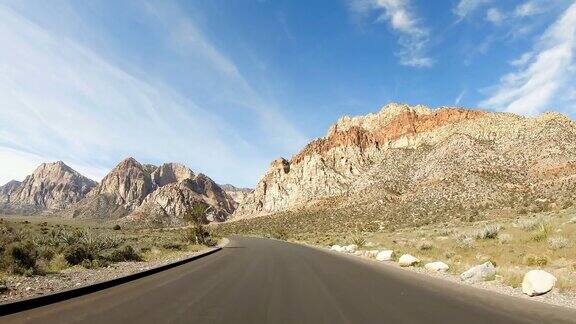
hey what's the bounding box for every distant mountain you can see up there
[233,103,576,228]
[66,158,236,225]
[0,162,96,214]
[127,174,236,227]
[0,180,22,205]
[68,157,154,219]
[220,184,253,206]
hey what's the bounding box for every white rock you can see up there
[398,254,420,267]
[343,244,358,253]
[522,270,557,297]
[424,261,449,272]
[330,245,343,252]
[376,250,395,261]
[460,262,496,283]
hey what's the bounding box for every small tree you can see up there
[184,203,211,245]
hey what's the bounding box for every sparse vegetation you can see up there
[0,216,218,281]
[218,207,576,293]
[548,236,569,250]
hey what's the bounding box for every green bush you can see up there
[105,245,142,262]
[64,244,94,266]
[3,241,40,275]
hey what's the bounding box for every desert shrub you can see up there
[498,233,512,244]
[523,254,549,267]
[417,241,433,251]
[162,242,184,250]
[453,232,475,249]
[46,254,70,273]
[516,217,547,231]
[548,236,569,250]
[64,244,94,266]
[271,227,288,240]
[474,224,501,240]
[0,274,7,293]
[351,235,367,248]
[499,269,524,288]
[530,223,553,242]
[3,241,40,276]
[105,245,142,263]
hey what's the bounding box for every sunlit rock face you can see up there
[1,161,96,214]
[234,103,576,223]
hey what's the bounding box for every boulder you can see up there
[460,262,496,283]
[343,244,358,253]
[330,245,343,252]
[522,270,557,297]
[398,254,420,267]
[425,261,449,272]
[376,250,395,262]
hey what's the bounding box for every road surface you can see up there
[2,236,575,323]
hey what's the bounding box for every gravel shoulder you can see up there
[0,238,228,304]
[297,240,576,310]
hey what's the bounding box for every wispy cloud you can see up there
[486,8,505,25]
[514,1,545,18]
[0,2,306,186]
[480,2,576,115]
[349,0,433,68]
[453,0,490,21]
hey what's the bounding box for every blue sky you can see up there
[0,0,575,187]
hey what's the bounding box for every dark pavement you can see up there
[2,236,575,324]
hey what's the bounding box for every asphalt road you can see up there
[2,236,576,324]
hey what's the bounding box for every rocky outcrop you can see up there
[0,162,96,214]
[220,184,253,205]
[233,103,576,227]
[69,157,153,219]
[0,180,21,204]
[126,174,236,227]
[151,163,195,188]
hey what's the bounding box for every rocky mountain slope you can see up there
[220,184,253,206]
[233,103,576,228]
[67,158,237,225]
[0,162,96,214]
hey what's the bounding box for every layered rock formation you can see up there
[127,174,236,227]
[68,157,154,219]
[0,180,22,205]
[234,103,576,226]
[0,162,96,214]
[67,158,236,224]
[220,184,253,206]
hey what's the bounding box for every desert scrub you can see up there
[548,236,569,250]
[351,235,367,248]
[523,254,549,267]
[417,241,433,251]
[498,268,524,288]
[2,241,41,276]
[0,273,7,293]
[530,223,553,242]
[452,232,475,249]
[516,217,547,231]
[474,224,501,240]
[498,233,512,244]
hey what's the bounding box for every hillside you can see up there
[233,103,576,229]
